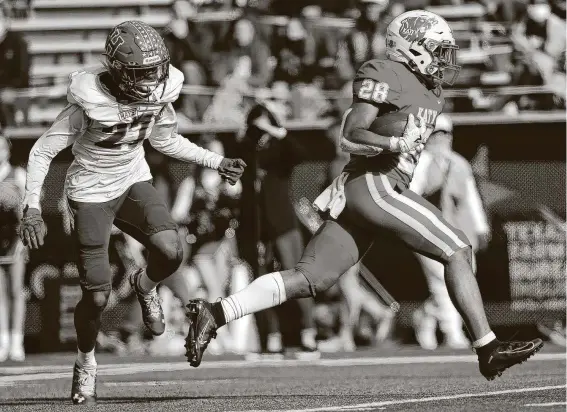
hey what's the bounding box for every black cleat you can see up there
[71,362,97,405]
[130,269,165,336]
[479,338,544,380]
[185,299,218,367]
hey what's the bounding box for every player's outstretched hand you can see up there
[400,113,427,152]
[218,158,247,185]
[19,207,47,250]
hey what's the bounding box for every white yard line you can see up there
[524,402,567,408]
[236,385,566,412]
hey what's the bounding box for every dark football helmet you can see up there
[103,20,170,100]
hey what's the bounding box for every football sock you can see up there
[0,332,8,349]
[76,348,96,368]
[74,298,102,356]
[267,332,283,352]
[472,331,498,357]
[138,270,158,294]
[300,328,317,349]
[213,272,287,326]
[10,332,23,349]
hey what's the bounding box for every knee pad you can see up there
[82,289,111,311]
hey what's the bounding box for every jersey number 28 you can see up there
[357,79,389,103]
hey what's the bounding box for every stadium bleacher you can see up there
[3,0,563,126]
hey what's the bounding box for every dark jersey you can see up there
[343,59,445,187]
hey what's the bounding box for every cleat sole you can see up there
[185,303,200,366]
[483,341,544,381]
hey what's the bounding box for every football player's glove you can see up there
[218,158,247,186]
[19,206,47,250]
[397,113,426,153]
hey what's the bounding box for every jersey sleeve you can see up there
[149,103,223,169]
[24,104,87,211]
[352,60,401,106]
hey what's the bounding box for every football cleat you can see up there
[8,345,25,362]
[478,338,544,380]
[185,299,218,367]
[295,344,321,361]
[71,362,97,405]
[130,269,165,336]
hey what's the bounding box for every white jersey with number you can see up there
[23,65,223,209]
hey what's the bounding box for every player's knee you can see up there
[293,266,340,298]
[150,229,184,274]
[83,289,111,311]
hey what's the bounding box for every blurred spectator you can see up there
[0,4,29,127]
[212,17,272,88]
[163,0,214,122]
[503,0,566,111]
[335,0,392,82]
[238,100,319,358]
[272,17,316,86]
[0,131,27,361]
[203,17,272,125]
[410,114,491,350]
[271,17,332,119]
[170,139,241,354]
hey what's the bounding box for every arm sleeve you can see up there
[149,103,224,169]
[23,104,86,211]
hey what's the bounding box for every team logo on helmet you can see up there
[398,15,438,43]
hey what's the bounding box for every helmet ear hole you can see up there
[409,49,420,57]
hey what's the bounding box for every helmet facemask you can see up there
[421,39,460,86]
[108,58,170,101]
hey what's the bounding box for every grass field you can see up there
[0,345,565,411]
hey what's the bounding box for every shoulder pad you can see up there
[159,65,184,104]
[355,59,401,89]
[67,67,122,126]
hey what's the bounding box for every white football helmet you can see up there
[385,10,460,85]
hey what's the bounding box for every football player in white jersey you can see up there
[18,21,246,405]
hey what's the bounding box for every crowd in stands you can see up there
[0,0,564,128]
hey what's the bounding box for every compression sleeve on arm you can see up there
[149,104,223,169]
[23,104,85,211]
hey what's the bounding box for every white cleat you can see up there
[9,345,25,362]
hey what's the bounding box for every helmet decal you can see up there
[398,15,438,44]
[106,28,125,58]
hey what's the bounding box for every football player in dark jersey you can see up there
[184,10,543,380]
[18,21,246,404]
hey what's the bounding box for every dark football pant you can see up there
[296,173,471,296]
[68,180,178,292]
